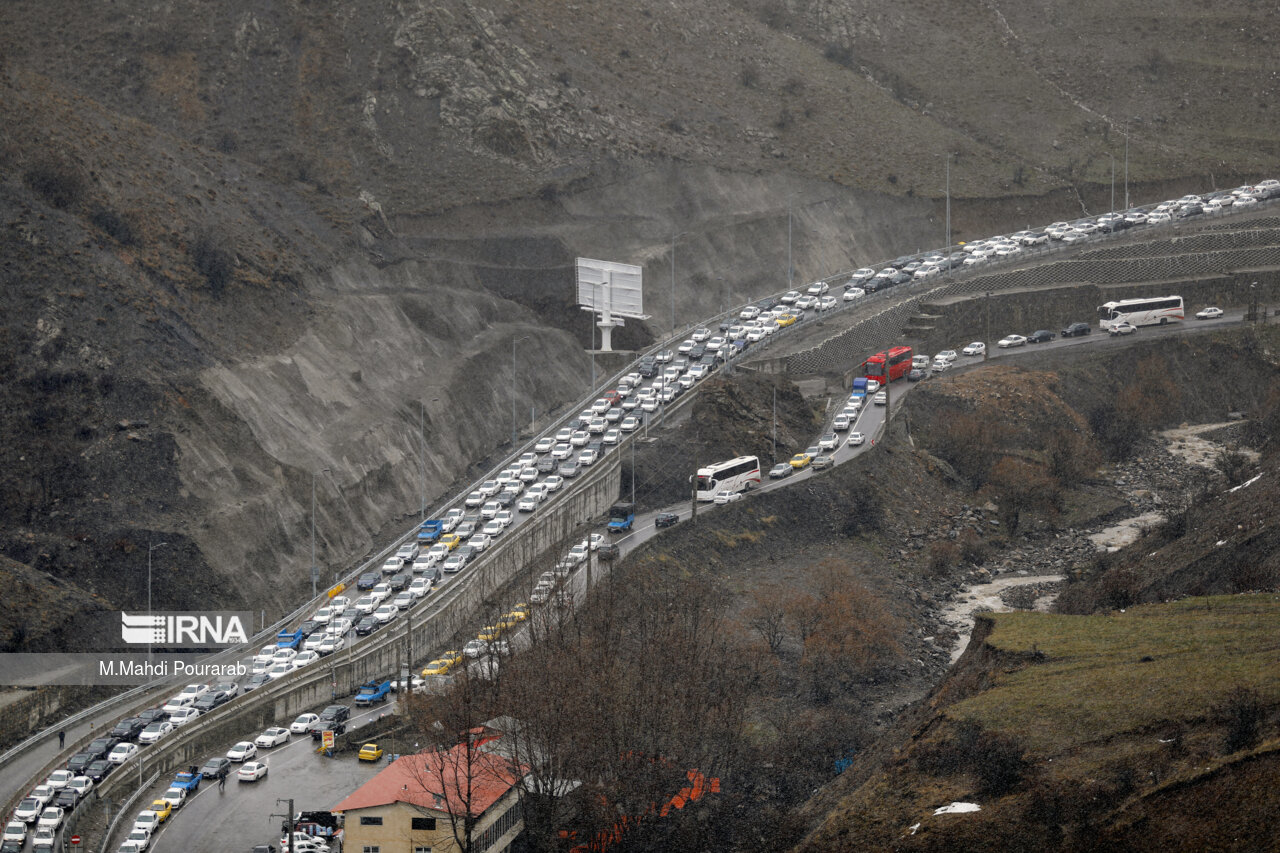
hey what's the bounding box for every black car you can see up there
[297,620,320,639]
[110,717,146,741]
[1027,329,1056,343]
[558,460,581,479]
[654,512,679,529]
[689,344,706,360]
[597,544,620,560]
[85,737,121,760]
[2,841,23,853]
[135,708,167,725]
[85,759,115,782]
[388,573,410,592]
[907,368,926,382]
[889,270,913,286]
[309,705,351,739]
[536,457,557,474]
[637,359,658,378]
[241,673,272,692]
[340,606,362,623]
[1060,322,1092,337]
[354,614,379,636]
[52,788,80,809]
[356,572,379,591]
[495,490,519,508]
[200,757,233,779]
[193,690,230,712]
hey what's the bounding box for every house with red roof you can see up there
[333,743,524,853]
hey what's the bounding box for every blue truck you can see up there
[606,503,635,533]
[172,766,203,792]
[354,679,392,706]
[416,519,444,544]
[276,628,305,650]
[850,377,868,399]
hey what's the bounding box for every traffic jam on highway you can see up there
[6,179,1276,853]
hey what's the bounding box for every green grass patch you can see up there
[949,594,1280,756]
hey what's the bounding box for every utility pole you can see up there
[274,799,295,853]
[670,231,679,334]
[771,384,778,461]
[787,197,794,290]
[419,401,426,521]
[984,292,991,362]
[1110,154,1116,214]
[1124,131,1130,209]
[630,437,635,505]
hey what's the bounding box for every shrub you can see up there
[190,231,234,292]
[90,206,137,245]
[926,540,959,576]
[739,63,760,89]
[958,529,988,565]
[24,159,85,209]
[823,43,856,69]
[1218,687,1266,754]
[1214,445,1251,486]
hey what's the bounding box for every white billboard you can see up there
[576,258,646,320]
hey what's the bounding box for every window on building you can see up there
[359,816,384,826]
[411,817,437,831]
[413,848,433,853]
[361,847,380,853]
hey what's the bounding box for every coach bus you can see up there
[693,456,761,501]
[862,345,914,385]
[1098,295,1183,330]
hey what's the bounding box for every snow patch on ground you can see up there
[934,802,981,815]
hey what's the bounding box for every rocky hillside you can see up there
[2,0,1277,635]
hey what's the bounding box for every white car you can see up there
[620,416,640,432]
[372,604,399,624]
[550,442,572,460]
[533,437,555,454]
[108,742,140,765]
[37,809,63,831]
[931,360,950,373]
[833,414,851,431]
[137,721,173,744]
[66,777,94,800]
[1109,322,1138,336]
[579,448,599,467]
[819,295,838,311]
[227,741,258,762]
[602,428,621,445]
[169,707,201,726]
[468,533,492,552]
[238,761,269,782]
[160,786,187,811]
[272,647,298,665]
[570,430,590,447]
[45,770,74,790]
[354,595,378,615]
[739,305,761,320]
[266,662,294,681]
[517,494,539,513]
[1195,306,1223,320]
[873,391,888,406]
[997,334,1027,348]
[842,287,865,301]
[132,812,159,836]
[936,350,957,363]
[255,727,291,748]
[29,786,54,808]
[818,433,839,450]
[543,475,564,492]
[293,649,321,668]
[31,827,57,852]
[4,821,26,843]
[848,432,866,446]
[14,798,42,823]
[806,280,829,296]
[124,828,151,851]
[962,341,986,356]
[408,577,432,598]
[691,326,711,342]
[178,683,209,701]
[713,490,742,505]
[290,713,320,735]
[865,379,880,393]
[316,634,345,655]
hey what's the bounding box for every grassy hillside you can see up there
[796,595,1280,852]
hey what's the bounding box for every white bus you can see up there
[694,456,761,501]
[1098,295,1184,330]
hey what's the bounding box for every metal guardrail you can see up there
[100,770,160,853]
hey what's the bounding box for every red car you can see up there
[603,390,622,406]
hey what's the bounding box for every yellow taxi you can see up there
[149,800,173,823]
[775,313,798,327]
[497,612,522,630]
[439,533,462,551]
[421,659,453,676]
[510,603,530,620]
[439,649,463,667]
[478,625,503,642]
[358,743,384,762]
[789,452,813,470]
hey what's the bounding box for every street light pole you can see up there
[787,196,795,290]
[671,231,678,334]
[772,385,777,463]
[311,468,329,599]
[945,154,953,277]
[147,540,167,665]
[512,335,530,445]
[1124,131,1130,209]
[419,402,426,521]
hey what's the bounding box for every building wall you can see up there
[342,790,522,853]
